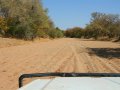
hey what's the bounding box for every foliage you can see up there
[65,12,120,41]
[48,27,64,38]
[85,12,120,40]
[0,16,8,36]
[0,0,62,40]
[65,27,83,38]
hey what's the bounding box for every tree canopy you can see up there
[65,12,120,41]
[0,0,64,40]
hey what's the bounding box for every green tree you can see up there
[0,0,58,39]
[65,27,83,38]
[85,12,120,40]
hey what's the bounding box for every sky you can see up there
[42,0,120,30]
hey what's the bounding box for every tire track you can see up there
[69,44,88,72]
[95,56,119,73]
[38,45,72,72]
[55,53,74,73]
[0,38,120,90]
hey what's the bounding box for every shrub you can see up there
[0,16,8,36]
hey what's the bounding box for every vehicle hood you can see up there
[18,77,120,90]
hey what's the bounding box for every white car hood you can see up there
[19,77,120,90]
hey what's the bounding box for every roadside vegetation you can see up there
[65,12,120,41]
[0,1,119,41]
[0,0,64,40]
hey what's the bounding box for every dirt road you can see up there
[0,38,120,90]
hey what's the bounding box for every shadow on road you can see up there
[89,48,120,59]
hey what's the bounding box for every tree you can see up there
[0,0,60,39]
[65,27,83,38]
[85,12,120,40]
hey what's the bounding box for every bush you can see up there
[36,29,48,38]
[0,16,8,36]
[0,0,58,40]
[65,27,83,38]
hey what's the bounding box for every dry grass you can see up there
[0,37,50,48]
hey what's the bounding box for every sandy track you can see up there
[0,38,120,90]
